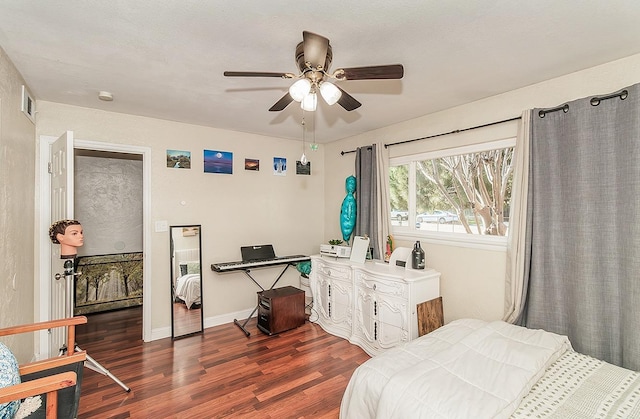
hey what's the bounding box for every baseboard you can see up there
[204,307,256,329]
[149,307,256,341]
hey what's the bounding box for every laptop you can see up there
[241,244,276,261]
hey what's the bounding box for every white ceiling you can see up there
[1,1,640,143]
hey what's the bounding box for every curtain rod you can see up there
[340,116,521,155]
[539,88,629,118]
[538,104,569,118]
[341,145,371,156]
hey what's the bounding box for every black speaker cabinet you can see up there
[257,286,305,335]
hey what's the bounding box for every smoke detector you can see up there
[98,91,113,101]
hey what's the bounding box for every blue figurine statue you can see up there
[340,175,357,243]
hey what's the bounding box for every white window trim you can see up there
[389,137,516,250]
[391,138,516,166]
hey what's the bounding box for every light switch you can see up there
[155,220,168,232]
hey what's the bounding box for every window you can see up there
[390,138,515,241]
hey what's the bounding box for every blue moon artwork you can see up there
[204,150,233,174]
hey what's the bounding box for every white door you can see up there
[49,131,74,356]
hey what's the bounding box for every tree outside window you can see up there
[389,140,514,236]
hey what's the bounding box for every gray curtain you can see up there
[354,145,380,258]
[522,83,640,370]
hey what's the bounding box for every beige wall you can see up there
[35,103,326,338]
[324,53,640,323]
[0,46,37,362]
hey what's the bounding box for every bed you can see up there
[174,272,201,309]
[340,319,640,418]
[173,248,201,309]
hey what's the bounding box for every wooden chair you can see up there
[0,317,87,419]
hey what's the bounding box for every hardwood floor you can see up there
[75,307,370,418]
[172,302,203,337]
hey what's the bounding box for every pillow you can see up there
[0,342,21,419]
[186,262,200,275]
[179,262,200,276]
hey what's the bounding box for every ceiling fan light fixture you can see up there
[289,79,311,102]
[320,81,341,105]
[301,92,317,111]
[224,31,404,113]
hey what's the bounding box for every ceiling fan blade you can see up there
[269,93,294,112]
[302,31,330,70]
[336,64,404,80]
[224,71,294,78]
[335,86,362,111]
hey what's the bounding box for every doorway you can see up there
[73,149,143,315]
[37,135,152,357]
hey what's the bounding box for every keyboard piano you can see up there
[211,255,310,272]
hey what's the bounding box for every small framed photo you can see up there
[245,158,259,171]
[167,150,191,169]
[204,150,233,174]
[296,161,311,175]
[182,227,199,237]
[273,157,287,176]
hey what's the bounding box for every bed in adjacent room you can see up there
[340,319,640,418]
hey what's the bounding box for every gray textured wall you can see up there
[74,154,143,256]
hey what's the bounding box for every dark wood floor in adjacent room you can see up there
[75,307,370,418]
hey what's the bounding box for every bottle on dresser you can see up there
[411,240,425,269]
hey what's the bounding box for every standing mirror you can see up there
[170,225,204,339]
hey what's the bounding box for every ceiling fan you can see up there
[223,31,404,112]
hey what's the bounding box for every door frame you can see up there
[37,135,152,356]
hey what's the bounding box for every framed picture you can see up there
[273,157,287,176]
[204,150,233,174]
[245,158,259,171]
[182,227,199,236]
[74,252,143,315]
[296,161,311,175]
[166,150,191,169]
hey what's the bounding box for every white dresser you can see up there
[310,255,441,356]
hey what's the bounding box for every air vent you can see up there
[21,85,35,123]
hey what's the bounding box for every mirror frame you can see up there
[170,224,204,339]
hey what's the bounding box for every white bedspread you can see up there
[340,319,572,419]
[175,273,201,309]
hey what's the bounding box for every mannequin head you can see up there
[49,219,83,257]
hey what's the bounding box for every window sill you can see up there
[392,229,508,252]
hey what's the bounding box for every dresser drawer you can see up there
[316,261,351,280]
[354,271,407,299]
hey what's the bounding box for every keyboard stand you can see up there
[233,262,294,337]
